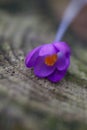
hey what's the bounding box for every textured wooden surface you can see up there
[0,3,87,130]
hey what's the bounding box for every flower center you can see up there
[45,54,57,66]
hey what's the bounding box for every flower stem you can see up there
[54,0,86,42]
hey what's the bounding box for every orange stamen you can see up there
[45,54,57,66]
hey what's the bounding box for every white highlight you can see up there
[55,0,87,42]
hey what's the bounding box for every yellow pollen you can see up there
[45,54,57,66]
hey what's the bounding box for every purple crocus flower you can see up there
[25,42,71,82]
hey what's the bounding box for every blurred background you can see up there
[0,0,87,41]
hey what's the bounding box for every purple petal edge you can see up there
[25,46,41,68]
[53,42,71,57]
[39,43,57,56]
[56,53,70,71]
[48,69,67,82]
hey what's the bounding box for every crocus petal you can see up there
[48,69,66,82]
[39,44,57,56]
[34,57,55,77]
[66,57,70,68]
[25,46,41,68]
[57,56,66,71]
[53,42,71,56]
[56,55,70,71]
